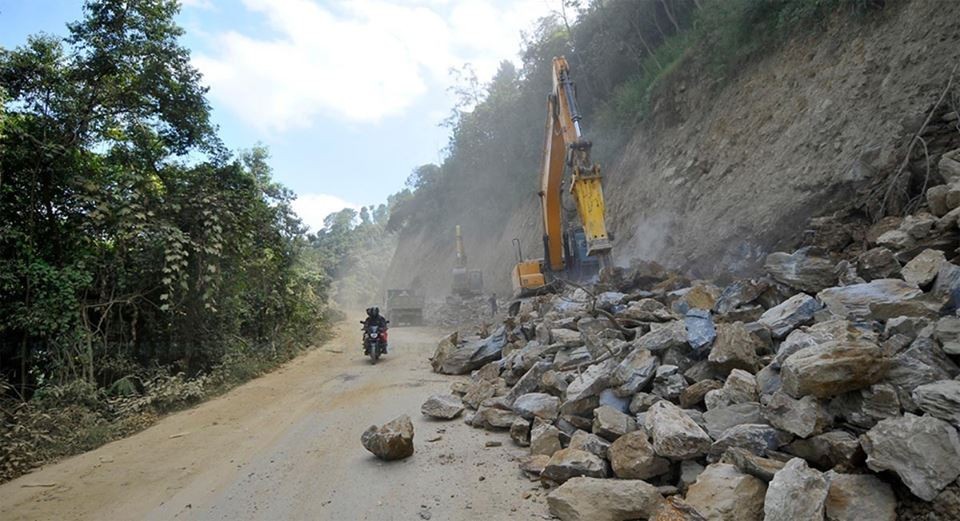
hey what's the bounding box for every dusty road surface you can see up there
[0,319,550,520]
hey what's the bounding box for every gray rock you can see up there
[934,316,960,355]
[611,347,658,394]
[721,368,758,405]
[884,316,930,341]
[551,328,584,348]
[764,458,829,521]
[434,327,507,374]
[646,401,712,460]
[913,380,960,426]
[902,249,947,287]
[518,453,550,477]
[540,448,608,484]
[901,213,937,239]
[784,430,860,470]
[755,363,782,396]
[361,415,415,461]
[680,460,705,490]
[540,369,569,396]
[598,388,631,413]
[547,477,664,521]
[504,361,552,404]
[721,447,786,482]
[420,394,465,420]
[764,248,838,293]
[680,379,723,408]
[857,247,900,281]
[932,262,960,311]
[592,405,637,441]
[708,424,789,461]
[567,430,611,459]
[703,402,765,438]
[652,364,688,402]
[708,322,761,374]
[824,471,896,521]
[564,359,617,402]
[941,148,960,183]
[927,184,950,217]
[780,339,889,398]
[886,337,959,411]
[636,321,688,353]
[471,405,517,430]
[462,377,506,409]
[876,229,914,250]
[685,463,767,521]
[828,383,901,429]
[530,419,563,456]
[759,293,820,338]
[609,430,671,479]
[685,309,716,355]
[762,391,831,438]
[715,279,770,315]
[861,413,960,501]
[621,298,677,322]
[629,392,661,414]
[510,417,531,446]
[513,392,560,421]
[817,279,922,321]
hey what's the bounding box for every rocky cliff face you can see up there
[385,0,960,297]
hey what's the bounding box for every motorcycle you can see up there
[361,321,388,364]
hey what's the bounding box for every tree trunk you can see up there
[660,0,682,33]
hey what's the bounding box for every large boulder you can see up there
[513,392,561,421]
[684,463,766,521]
[593,405,637,441]
[636,321,689,353]
[758,293,820,338]
[885,337,958,411]
[816,279,922,321]
[646,401,712,460]
[420,394,464,420]
[568,430,612,459]
[565,358,617,402]
[547,477,664,521]
[530,420,563,456]
[609,430,671,479]
[856,247,900,281]
[780,340,889,398]
[823,471,897,521]
[902,249,947,287]
[762,391,831,438]
[703,402,765,438]
[708,424,788,461]
[504,361,552,404]
[433,327,507,375]
[708,323,761,374]
[764,458,829,521]
[541,448,608,484]
[764,248,838,293]
[913,380,960,425]
[861,413,960,501]
[471,405,517,430]
[714,279,770,315]
[784,430,861,471]
[361,415,415,461]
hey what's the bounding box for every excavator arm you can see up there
[513,56,612,298]
[539,57,611,271]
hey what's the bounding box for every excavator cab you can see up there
[511,238,546,298]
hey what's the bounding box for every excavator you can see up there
[511,56,612,298]
[452,224,483,297]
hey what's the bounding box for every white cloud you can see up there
[291,192,361,231]
[192,0,553,132]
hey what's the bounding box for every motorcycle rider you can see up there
[362,307,389,354]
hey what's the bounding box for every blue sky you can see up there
[0,0,557,229]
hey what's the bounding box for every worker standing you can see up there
[488,293,498,317]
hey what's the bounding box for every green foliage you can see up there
[0,0,333,481]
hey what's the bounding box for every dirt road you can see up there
[0,320,549,520]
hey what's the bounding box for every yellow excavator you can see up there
[512,56,612,298]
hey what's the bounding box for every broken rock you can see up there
[762,391,831,438]
[824,471,896,521]
[763,458,829,521]
[902,249,947,287]
[646,401,712,460]
[708,323,761,374]
[816,279,922,321]
[764,248,838,293]
[780,339,889,398]
[913,379,960,425]
[420,394,465,420]
[758,293,820,338]
[512,392,560,421]
[684,463,766,521]
[547,477,664,521]
[361,415,415,461]
[540,448,608,484]
[609,430,671,480]
[861,413,960,501]
[593,405,637,441]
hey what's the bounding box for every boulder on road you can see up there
[547,477,664,521]
[512,392,560,421]
[361,415,415,461]
[420,394,464,420]
[763,458,829,521]
[861,413,960,501]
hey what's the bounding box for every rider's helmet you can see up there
[372,307,380,317]
[366,307,374,317]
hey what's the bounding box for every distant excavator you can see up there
[512,56,613,298]
[452,224,484,298]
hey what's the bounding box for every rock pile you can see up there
[425,295,504,329]
[423,161,960,519]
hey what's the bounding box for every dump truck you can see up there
[385,288,425,326]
